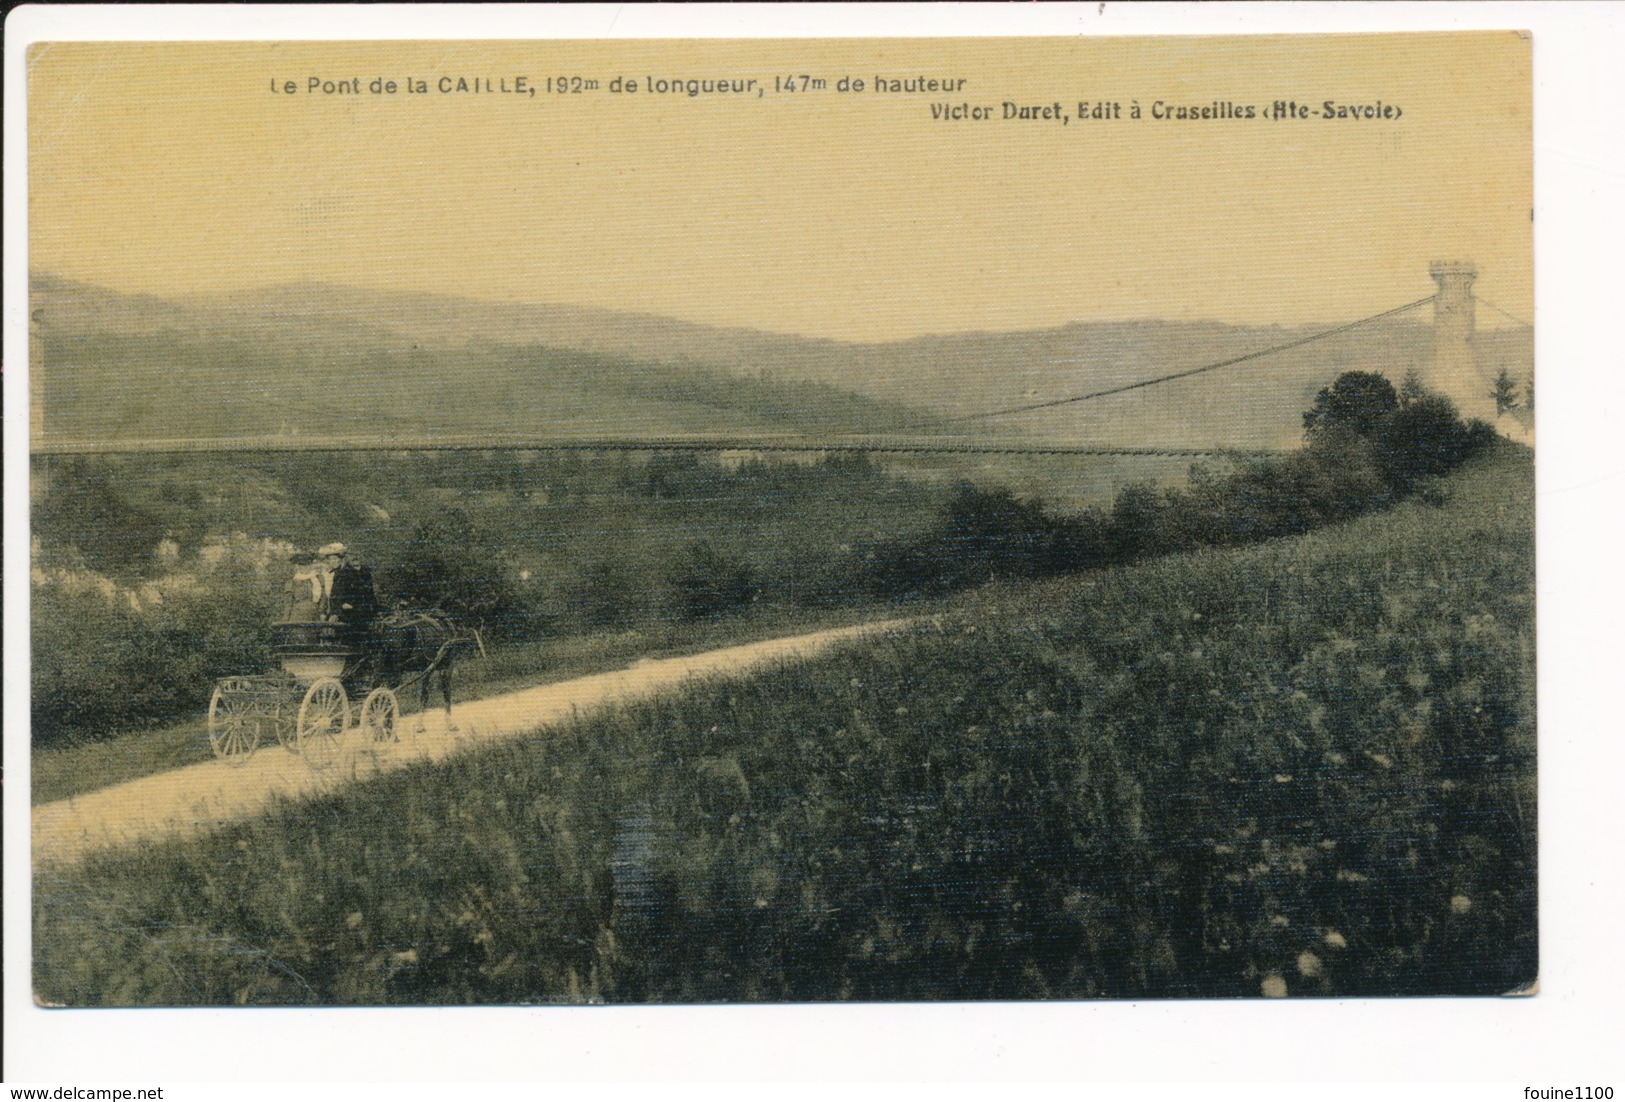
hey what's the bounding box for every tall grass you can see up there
[34,445,1534,1004]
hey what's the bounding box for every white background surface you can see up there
[5,3,1621,1090]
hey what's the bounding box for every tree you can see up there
[1491,369,1522,417]
[388,509,521,633]
[1303,371,1400,439]
[1106,483,1169,561]
[1373,392,1474,492]
[1399,369,1429,408]
[942,484,1051,557]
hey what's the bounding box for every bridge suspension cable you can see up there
[945,294,1439,423]
[1475,295,1532,329]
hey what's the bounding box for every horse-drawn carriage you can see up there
[207,612,468,768]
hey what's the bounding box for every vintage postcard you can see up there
[21,26,1535,1021]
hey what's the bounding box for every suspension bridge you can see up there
[28,261,1530,458]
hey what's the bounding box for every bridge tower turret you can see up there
[1427,260,1496,423]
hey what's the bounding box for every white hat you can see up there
[318,542,347,557]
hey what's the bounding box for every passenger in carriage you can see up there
[319,542,379,628]
[282,550,324,622]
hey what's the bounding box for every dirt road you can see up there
[32,619,910,869]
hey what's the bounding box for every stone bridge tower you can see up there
[1427,260,1497,424]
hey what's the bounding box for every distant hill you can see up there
[28,275,947,448]
[30,274,1532,450]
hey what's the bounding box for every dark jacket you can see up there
[328,562,379,625]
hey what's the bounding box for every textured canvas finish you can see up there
[24,31,1534,1010]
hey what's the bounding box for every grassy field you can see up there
[32,444,1534,1004]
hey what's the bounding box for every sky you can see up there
[28,34,1531,342]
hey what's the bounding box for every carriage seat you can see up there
[270,620,368,654]
[270,620,371,686]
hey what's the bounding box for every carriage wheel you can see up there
[207,684,262,763]
[296,678,349,769]
[360,688,399,744]
[274,698,297,750]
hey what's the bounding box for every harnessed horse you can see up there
[370,609,484,732]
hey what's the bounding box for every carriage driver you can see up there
[319,542,379,627]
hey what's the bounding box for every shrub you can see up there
[1303,370,1399,440]
[1105,482,1174,560]
[1374,393,1479,492]
[856,484,1098,599]
[566,556,643,629]
[30,537,285,747]
[385,510,523,634]
[1303,372,1494,496]
[1299,430,1391,521]
[665,540,759,621]
[934,484,1059,581]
